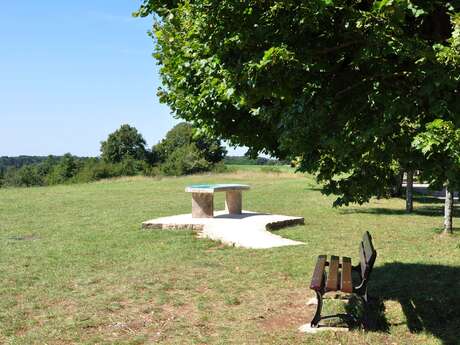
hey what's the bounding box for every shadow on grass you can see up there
[303,186,323,192]
[213,212,269,219]
[412,196,445,204]
[339,206,451,217]
[340,200,460,217]
[348,262,460,345]
[391,195,445,204]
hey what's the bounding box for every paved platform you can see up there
[298,323,349,333]
[142,211,305,249]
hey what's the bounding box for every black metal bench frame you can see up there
[309,231,377,328]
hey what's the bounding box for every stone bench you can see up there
[185,184,250,218]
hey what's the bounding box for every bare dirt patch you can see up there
[161,302,196,321]
[257,289,315,331]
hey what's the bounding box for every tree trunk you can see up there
[406,170,414,213]
[391,171,404,197]
[444,186,454,235]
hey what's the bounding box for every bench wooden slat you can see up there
[362,231,375,263]
[326,255,339,291]
[341,257,353,293]
[310,255,327,291]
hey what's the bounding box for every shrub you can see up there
[161,144,211,176]
[46,154,81,185]
[211,162,228,173]
[74,158,151,183]
[153,122,226,166]
[116,156,146,176]
[74,159,113,183]
[142,164,161,177]
[5,165,45,187]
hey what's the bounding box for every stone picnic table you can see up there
[185,184,250,218]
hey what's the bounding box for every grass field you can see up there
[1,167,460,344]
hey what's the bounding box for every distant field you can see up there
[226,164,295,173]
[1,166,459,344]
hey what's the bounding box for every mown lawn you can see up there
[1,167,459,345]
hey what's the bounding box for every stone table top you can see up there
[185,183,250,193]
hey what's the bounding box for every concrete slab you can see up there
[142,210,305,249]
[298,323,349,333]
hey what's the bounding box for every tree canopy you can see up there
[100,124,149,163]
[137,0,460,206]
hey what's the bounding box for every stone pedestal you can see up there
[192,193,214,218]
[225,191,242,214]
[186,184,250,218]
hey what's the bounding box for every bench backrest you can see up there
[358,231,377,282]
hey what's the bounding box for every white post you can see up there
[444,186,453,235]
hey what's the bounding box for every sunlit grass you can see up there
[1,167,459,344]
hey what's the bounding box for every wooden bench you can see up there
[309,231,377,328]
[185,184,250,218]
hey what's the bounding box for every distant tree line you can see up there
[0,123,227,188]
[0,156,53,171]
[224,156,287,166]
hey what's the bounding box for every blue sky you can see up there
[0,1,243,157]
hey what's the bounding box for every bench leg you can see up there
[355,285,369,303]
[362,289,368,303]
[192,193,214,218]
[225,191,242,214]
[360,289,370,327]
[310,291,323,328]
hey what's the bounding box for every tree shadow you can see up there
[412,196,445,204]
[346,262,460,345]
[213,212,269,219]
[409,186,459,200]
[339,206,451,217]
[392,195,446,204]
[303,187,323,192]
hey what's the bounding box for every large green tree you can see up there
[101,124,149,163]
[153,122,226,164]
[137,1,460,207]
[153,122,227,174]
